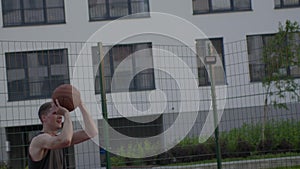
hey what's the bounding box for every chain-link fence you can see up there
[0,39,299,169]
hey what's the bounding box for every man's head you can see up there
[38,102,52,123]
[38,101,64,131]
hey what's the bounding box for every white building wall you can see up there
[0,0,299,167]
[0,0,298,123]
[0,0,298,42]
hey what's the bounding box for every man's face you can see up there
[43,103,63,130]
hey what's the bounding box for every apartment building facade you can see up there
[0,0,299,168]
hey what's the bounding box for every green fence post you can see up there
[98,42,112,169]
[205,42,222,169]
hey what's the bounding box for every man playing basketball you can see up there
[28,98,98,169]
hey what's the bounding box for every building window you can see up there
[193,0,251,14]
[92,42,155,93]
[1,0,65,27]
[108,115,163,138]
[88,0,150,21]
[275,0,300,8]
[247,34,300,82]
[5,49,69,101]
[196,38,226,86]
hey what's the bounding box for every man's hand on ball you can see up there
[55,99,70,116]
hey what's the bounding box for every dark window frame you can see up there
[275,0,300,9]
[108,115,163,138]
[94,42,155,93]
[1,0,66,27]
[192,0,252,15]
[247,34,274,82]
[5,48,70,101]
[88,0,150,21]
[196,38,226,87]
[247,33,300,82]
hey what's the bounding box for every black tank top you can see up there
[28,132,66,169]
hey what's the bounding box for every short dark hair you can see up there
[38,102,52,122]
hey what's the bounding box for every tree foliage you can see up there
[262,20,300,109]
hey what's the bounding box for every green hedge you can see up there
[110,120,300,166]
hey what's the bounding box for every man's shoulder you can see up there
[30,132,52,144]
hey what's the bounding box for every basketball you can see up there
[52,84,81,111]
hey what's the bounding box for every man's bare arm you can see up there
[71,103,98,145]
